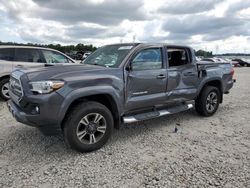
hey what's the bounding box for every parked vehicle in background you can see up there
[7,43,235,152]
[66,51,93,63]
[213,57,228,63]
[0,46,76,100]
[82,52,92,60]
[201,58,216,62]
[232,58,250,67]
[201,57,239,66]
[65,51,83,61]
[223,58,241,67]
[196,56,203,61]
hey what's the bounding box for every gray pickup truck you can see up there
[7,43,235,152]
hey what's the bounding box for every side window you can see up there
[167,48,190,67]
[15,48,43,63]
[42,50,69,64]
[131,48,162,71]
[0,48,14,61]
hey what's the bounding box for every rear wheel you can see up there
[63,101,113,152]
[0,78,10,101]
[195,86,221,116]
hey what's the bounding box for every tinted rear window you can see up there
[15,48,43,63]
[0,48,14,61]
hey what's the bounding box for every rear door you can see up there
[166,46,198,102]
[13,48,44,69]
[125,47,167,111]
[0,48,15,74]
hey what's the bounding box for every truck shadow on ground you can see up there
[1,109,204,160]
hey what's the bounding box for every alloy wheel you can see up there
[1,83,10,99]
[76,113,107,144]
[206,91,218,113]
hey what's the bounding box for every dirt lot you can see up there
[0,68,249,187]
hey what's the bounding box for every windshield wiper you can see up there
[87,63,107,67]
[84,61,111,67]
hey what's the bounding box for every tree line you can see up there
[0,41,97,54]
[1,41,219,57]
[195,49,213,57]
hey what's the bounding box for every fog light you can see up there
[31,105,40,115]
[35,106,40,113]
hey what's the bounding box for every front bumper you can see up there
[7,92,64,135]
[7,100,35,127]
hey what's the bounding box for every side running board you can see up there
[123,103,193,123]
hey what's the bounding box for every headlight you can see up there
[29,80,65,94]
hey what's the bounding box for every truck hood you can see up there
[20,64,108,81]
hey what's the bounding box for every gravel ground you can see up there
[0,68,249,188]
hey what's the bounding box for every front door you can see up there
[125,47,167,111]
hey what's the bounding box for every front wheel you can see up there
[63,101,114,152]
[195,86,221,116]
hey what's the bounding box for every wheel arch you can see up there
[60,92,122,130]
[0,74,10,81]
[198,79,223,103]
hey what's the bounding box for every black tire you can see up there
[195,86,221,117]
[63,101,114,152]
[0,78,10,101]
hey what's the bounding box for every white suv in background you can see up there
[0,46,76,100]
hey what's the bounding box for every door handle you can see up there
[184,72,196,76]
[16,64,23,68]
[156,74,166,79]
[45,63,54,67]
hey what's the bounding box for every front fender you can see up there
[57,85,123,124]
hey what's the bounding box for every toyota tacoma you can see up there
[7,43,235,152]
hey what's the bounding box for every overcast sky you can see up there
[0,0,250,53]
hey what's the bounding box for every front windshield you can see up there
[83,44,135,68]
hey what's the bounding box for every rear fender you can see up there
[196,78,223,102]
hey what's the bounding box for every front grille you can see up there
[9,72,23,101]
